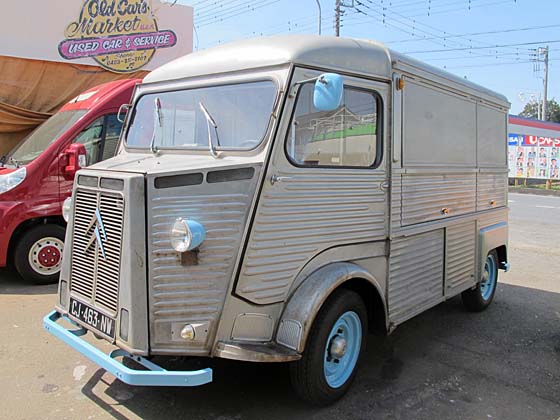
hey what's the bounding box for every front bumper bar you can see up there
[43,310,213,387]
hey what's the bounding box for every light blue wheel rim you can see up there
[324,310,362,389]
[480,254,497,301]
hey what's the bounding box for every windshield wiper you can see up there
[150,97,163,154]
[198,101,221,158]
[4,156,19,168]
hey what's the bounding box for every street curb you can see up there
[508,187,560,197]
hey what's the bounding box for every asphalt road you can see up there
[0,193,559,420]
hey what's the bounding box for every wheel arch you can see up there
[8,216,66,263]
[479,222,508,274]
[275,261,388,353]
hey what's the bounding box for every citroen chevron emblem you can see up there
[86,208,107,260]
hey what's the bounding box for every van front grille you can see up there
[70,188,124,314]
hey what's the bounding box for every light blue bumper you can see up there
[43,310,213,387]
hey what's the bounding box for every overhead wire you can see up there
[404,39,560,54]
[385,23,560,45]
[195,0,280,27]
[350,1,516,62]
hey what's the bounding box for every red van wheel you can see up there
[14,224,65,285]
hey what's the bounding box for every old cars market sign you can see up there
[59,0,177,73]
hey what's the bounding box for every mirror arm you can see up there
[199,101,220,159]
[293,76,320,86]
[150,97,162,155]
[205,119,219,158]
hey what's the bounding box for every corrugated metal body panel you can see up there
[401,173,476,226]
[390,174,402,233]
[479,208,508,228]
[477,172,507,211]
[388,229,444,325]
[147,171,259,353]
[236,169,388,305]
[445,222,476,297]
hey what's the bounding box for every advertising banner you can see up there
[1,0,192,73]
[508,133,560,179]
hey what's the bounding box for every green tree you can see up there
[519,98,560,123]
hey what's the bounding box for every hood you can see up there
[86,151,265,176]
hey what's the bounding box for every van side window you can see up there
[73,114,123,165]
[287,83,381,168]
[102,114,123,160]
[73,117,104,166]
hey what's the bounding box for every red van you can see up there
[0,79,140,284]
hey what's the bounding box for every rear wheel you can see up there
[289,289,367,406]
[462,250,499,312]
[14,224,65,285]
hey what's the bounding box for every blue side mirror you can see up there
[313,73,343,111]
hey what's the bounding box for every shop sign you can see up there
[509,133,560,179]
[58,0,177,73]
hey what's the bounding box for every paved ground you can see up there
[0,193,559,420]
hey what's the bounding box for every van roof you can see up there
[61,78,141,111]
[144,34,508,107]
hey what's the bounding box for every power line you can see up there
[356,0,520,54]
[385,23,560,45]
[196,0,271,23]
[195,0,280,27]
[353,2,465,49]
[444,58,559,69]
[405,39,560,54]
[351,2,517,61]
[422,51,534,61]
[384,0,512,16]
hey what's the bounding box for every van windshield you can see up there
[9,110,87,165]
[125,81,277,151]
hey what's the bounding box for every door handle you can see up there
[380,181,390,191]
[270,174,293,185]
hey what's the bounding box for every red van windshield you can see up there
[9,110,87,165]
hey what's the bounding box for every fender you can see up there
[479,222,508,272]
[275,261,387,353]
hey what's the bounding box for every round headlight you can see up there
[170,218,205,252]
[62,197,73,222]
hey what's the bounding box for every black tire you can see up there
[462,250,499,312]
[289,289,368,406]
[14,224,66,285]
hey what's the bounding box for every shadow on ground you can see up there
[0,267,57,295]
[77,283,560,420]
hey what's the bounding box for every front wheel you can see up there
[462,250,499,312]
[289,289,367,406]
[14,224,65,285]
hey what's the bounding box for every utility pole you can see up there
[334,0,341,37]
[334,0,353,37]
[532,46,550,121]
[542,46,549,121]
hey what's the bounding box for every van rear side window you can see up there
[286,83,381,168]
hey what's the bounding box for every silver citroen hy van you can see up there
[45,35,510,405]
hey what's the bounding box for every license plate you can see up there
[69,298,115,339]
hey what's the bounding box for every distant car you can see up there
[0,79,140,284]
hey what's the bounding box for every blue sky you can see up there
[178,0,558,114]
